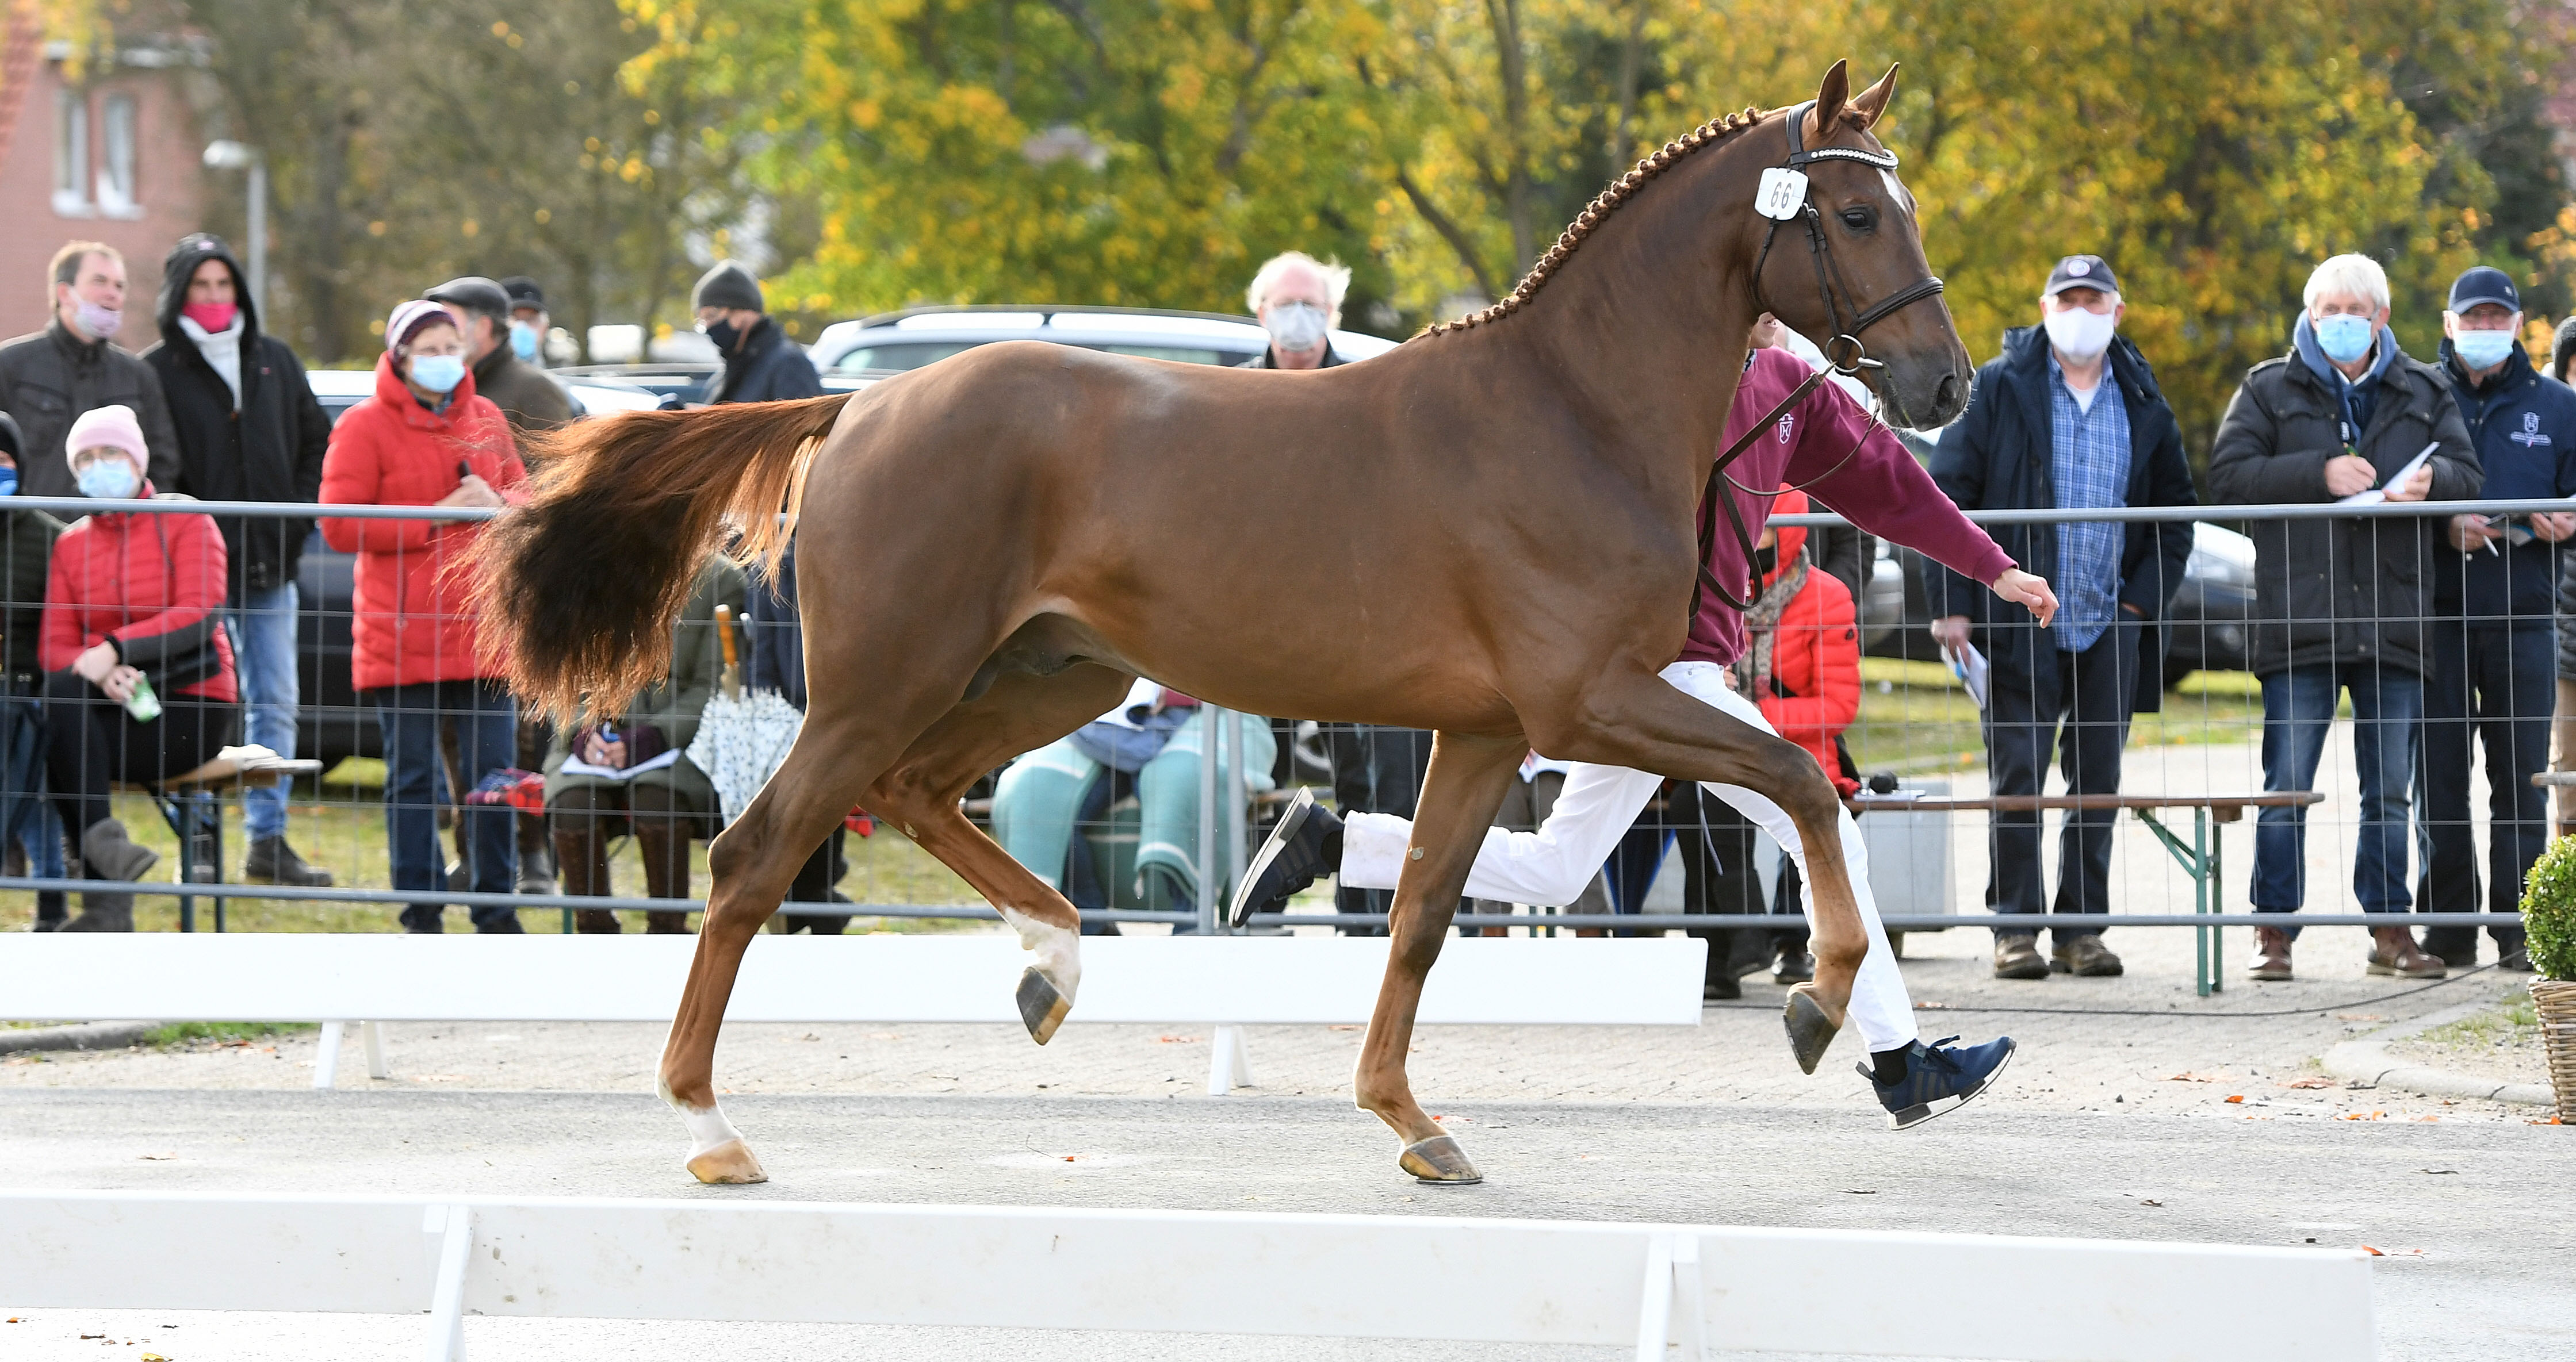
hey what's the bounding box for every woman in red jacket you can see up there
[41,403,240,931]
[319,300,527,933]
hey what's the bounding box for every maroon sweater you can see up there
[1683,347,2015,666]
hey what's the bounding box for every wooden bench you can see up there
[113,746,328,931]
[1846,792,2325,996]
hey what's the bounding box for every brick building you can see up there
[0,13,210,350]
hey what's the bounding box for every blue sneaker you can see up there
[1859,1035,2015,1130]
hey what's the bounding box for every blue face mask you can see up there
[510,321,541,361]
[2315,313,2377,366]
[409,353,467,394]
[2452,328,2516,371]
[77,460,139,501]
[0,469,17,497]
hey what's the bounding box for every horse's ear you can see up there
[1850,63,1899,130]
[1809,59,1851,140]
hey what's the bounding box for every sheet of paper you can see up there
[558,746,684,781]
[2333,441,2438,507]
[1945,641,1990,711]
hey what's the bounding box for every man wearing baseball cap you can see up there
[1926,255,2198,981]
[499,277,553,369]
[2417,266,2576,972]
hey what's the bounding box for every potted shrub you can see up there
[2517,835,2576,1121]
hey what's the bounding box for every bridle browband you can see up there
[1691,101,1947,617]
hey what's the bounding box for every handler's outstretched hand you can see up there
[1992,568,2057,628]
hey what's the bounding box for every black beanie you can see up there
[692,260,764,313]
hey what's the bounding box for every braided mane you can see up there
[1423,107,1767,338]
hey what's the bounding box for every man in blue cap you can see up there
[2419,265,2576,972]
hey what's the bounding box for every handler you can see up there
[1233,337,2058,1129]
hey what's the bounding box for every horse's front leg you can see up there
[1352,730,1525,1184]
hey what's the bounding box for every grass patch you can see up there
[139,1020,319,1048]
[2413,995,2541,1051]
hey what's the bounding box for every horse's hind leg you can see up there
[863,662,1135,1043]
[1352,730,1524,1184]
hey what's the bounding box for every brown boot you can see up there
[2248,926,2294,981]
[1992,933,2049,980]
[572,908,622,934]
[2367,926,2445,979]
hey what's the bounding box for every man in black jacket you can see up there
[2208,252,2479,983]
[1928,256,2196,982]
[691,261,824,405]
[0,412,69,927]
[0,242,179,499]
[139,233,334,888]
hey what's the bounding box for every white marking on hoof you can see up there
[998,905,1081,1008]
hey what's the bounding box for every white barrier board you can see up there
[0,1190,2376,1362]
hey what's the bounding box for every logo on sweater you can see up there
[1777,413,1796,444]
[2511,412,2552,448]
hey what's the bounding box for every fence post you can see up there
[1197,706,1222,935]
[1223,709,1247,935]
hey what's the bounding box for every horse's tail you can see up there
[471,392,855,720]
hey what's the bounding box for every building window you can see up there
[99,94,139,217]
[52,86,91,216]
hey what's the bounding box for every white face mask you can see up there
[2043,303,2116,360]
[1264,300,1328,353]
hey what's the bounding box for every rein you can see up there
[1690,101,1946,617]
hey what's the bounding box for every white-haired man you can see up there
[1238,251,1351,371]
[2209,252,2481,983]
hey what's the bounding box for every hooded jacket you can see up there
[39,481,238,703]
[2429,338,2576,624]
[2208,319,2480,678]
[1926,325,2196,714]
[710,316,824,406]
[1746,490,1861,794]
[0,319,181,500]
[139,235,332,601]
[317,356,527,692]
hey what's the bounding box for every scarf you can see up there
[180,313,244,410]
[1730,544,1809,699]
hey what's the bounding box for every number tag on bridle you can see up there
[1755,167,1809,221]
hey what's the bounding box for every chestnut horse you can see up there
[477,60,1972,1185]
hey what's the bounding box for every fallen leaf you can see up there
[1328,1025,1360,1031]
[143,1354,169,1360]
[2164,1072,2220,1083]
[1154,1035,1201,1044]
[2224,1095,2246,1103]
[2361,1245,2384,1256]
[2280,1076,2336,1089]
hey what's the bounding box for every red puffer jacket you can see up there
[40,484,239,703]
[318,355,527,693]
[1751,490,1861,795]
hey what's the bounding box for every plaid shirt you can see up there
[2048,355,2130,651]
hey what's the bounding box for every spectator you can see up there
[1236,252,1350,371]
[0,243,179,499]
[2418,267,2574,973]
[499,277,554,370]
[423,276,573,439]
[319,300,529,933]
[2552,317,2576,841]
[1928,255,2195,981]
[2208,252,2478,983]
[546,556,746,934]
[742,536,851,933]
[692,261,823,404]
[39,404,240,931]
[424,275,571,894]
[140,233,335,889]
[0,412,70,930]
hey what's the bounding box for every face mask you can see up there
[408,353,468,394]
[1264,301,1328,353]
[2452,328,2515,371]
[510,321,541,361]
[1754,543,1779,577]
[76,460,139,501]
[181,301,239,332]
[72,300,122,340]
[2042,304,2116,360]
[2314,313,2376,366]
[0,469,17,497]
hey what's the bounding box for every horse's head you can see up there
[1751,61,1972,429]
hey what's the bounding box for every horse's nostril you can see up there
[1936,373,1963,413]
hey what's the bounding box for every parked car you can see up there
[293,369,660,764]
[807,304,1399,377]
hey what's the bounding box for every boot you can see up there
[81,819,159,885]
[2367,926,2445,979]
[644,911,692,935]
[2418,926,2478,970]
[573,908,622,934]
[60,889,135,931]
[1992,933,2049,980]
[244,835,334,887]
[2248,926,2294,981]
[2050,933,2125,977]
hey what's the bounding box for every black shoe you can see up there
[244,835,335,888]
[1772,948,1815,985]
[2499,945,2534,973]
[1228,788,1342,928]
[1704,973,1742,1002]
[2421,927,2479,970]
[475,914,527,934]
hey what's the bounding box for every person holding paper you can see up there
[1926,256,2196,982]
[2208,253,2480,983]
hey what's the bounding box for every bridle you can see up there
[1691,100,1947,616]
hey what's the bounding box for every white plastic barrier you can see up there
[0,1190,2376,1362]
[0,934,1705,1095]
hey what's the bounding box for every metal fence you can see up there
[0,494,2548,954]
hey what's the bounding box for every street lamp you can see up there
[201,140,266,318]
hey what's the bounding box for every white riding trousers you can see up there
[1339,661,1918,1053]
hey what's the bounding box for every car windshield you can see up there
[835,339,1236,373]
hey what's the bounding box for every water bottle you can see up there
[124,672,161,723]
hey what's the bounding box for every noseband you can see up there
[1690,102,1947,616]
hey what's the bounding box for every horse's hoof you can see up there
[1783,982,1846,1075]
[685,1138,768,1185]
[1017,966,1071,1045]
[1399,1134,1484,1185]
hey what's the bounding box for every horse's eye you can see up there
[1839,207,1877,233]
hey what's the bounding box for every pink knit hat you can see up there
[63,403,148,473]
[385,298,457,352]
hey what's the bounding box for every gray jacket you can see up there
[2208,332,2479,678]
[0,320,181,499]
